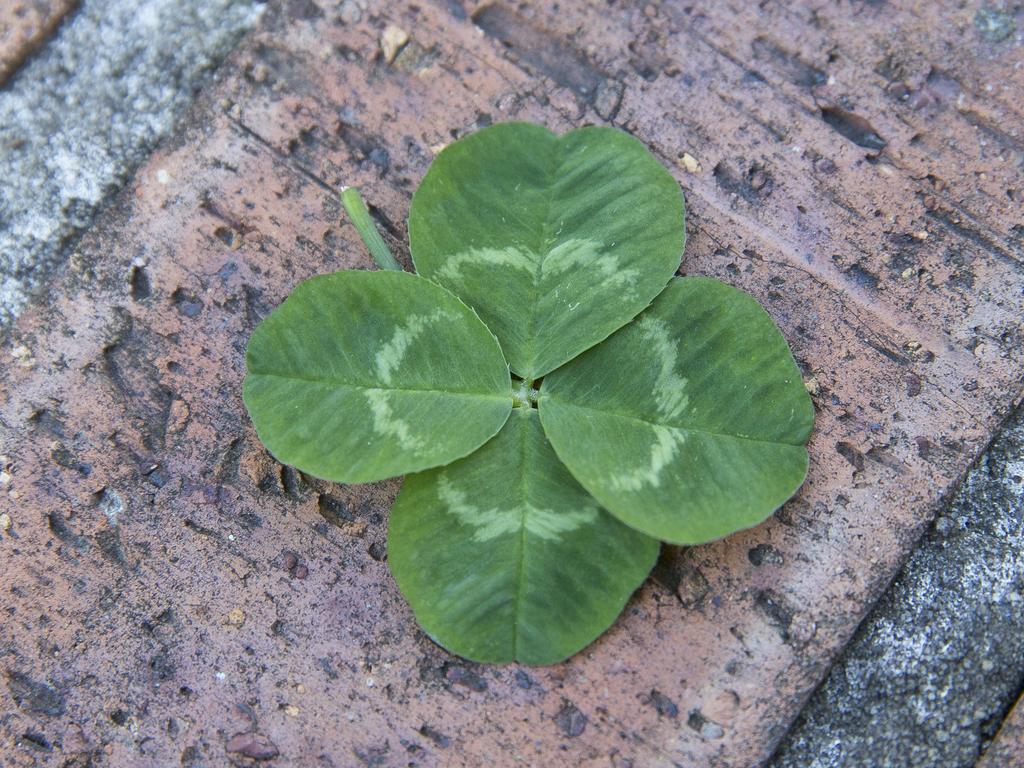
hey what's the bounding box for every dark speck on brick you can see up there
[755,590,794,641]
[6,671,65,716]
[444,664,487,692]
[225,731,279,761]
[554,699,587,737]
[514,669,534,689]
[20,730,52,751]
[171,288,204,318]
[368,147,389,171]
[645,689,679,718]
[748,544,785,567]
[418,724,450,748]
[318,493,354,526]
[688,709,708,731]
[846,263,880,291]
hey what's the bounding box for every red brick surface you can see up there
[0,0,76,83]
[979,693,1024,768]
[1,2,1022,766]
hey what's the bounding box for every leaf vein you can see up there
[541,398,807,448]
[249,372,509,399]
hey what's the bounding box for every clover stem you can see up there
[341,187,402,271]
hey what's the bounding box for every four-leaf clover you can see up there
[244,122,813,665]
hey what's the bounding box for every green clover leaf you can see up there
[409,123,685,379]
[539,277,814,545]
[243,122,813,665]
[389,409,657,665]
[243,270,511,483]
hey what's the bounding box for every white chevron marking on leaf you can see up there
[542,238,640,294]
[436,246,537,281]
[438,476,597,542]
[635,315,689,420]
[375,308,458,386]
[365,389,423,451]
[609,425,684,492]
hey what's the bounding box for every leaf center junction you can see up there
[511,376,541,409]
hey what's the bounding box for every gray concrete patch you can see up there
[772,403,1024,768]
[0,0,264,328]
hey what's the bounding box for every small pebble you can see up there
[250,63,269,83]
[338,0,361,23]
[380,25,408,64]
[815,157,837,174]
[908,90,931,110]
[701,721,725,740]
[11,345,34,367]
[679,152,702,173]
[886,82,910,101]
[0,513,10,531]
[225,608,245,627]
